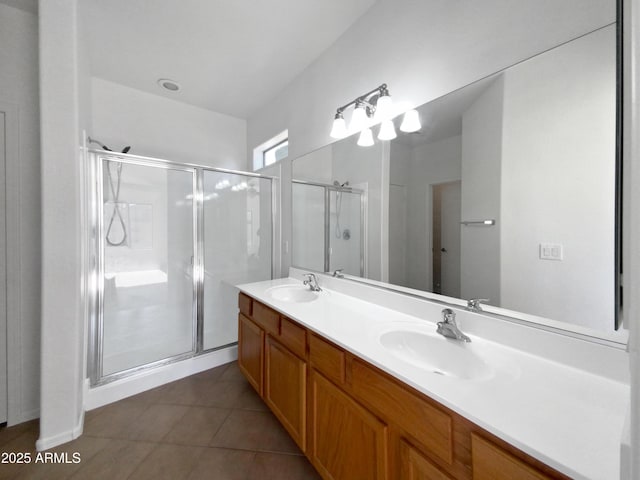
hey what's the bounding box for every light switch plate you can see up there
[539,243,563,261]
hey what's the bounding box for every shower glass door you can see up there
[202,171,272,350]
[329,189,362,276]
[100,159,196,377]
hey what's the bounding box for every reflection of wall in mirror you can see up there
[460,76,504,305]
[292,183,325,273]
[293,147,333,183]
[386,26,615,331]
[499,26,615,330]
[390,136,462,292]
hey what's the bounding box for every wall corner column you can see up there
[37,0,85,450]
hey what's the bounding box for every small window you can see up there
[253,130,288,171]
[263,140,288,167]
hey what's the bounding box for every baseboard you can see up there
[35,410,84,451]
[84,346,238,411]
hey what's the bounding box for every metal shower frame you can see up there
[86,149,277,386]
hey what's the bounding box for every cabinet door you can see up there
[265,336,307,451]
[238,313,264,395]
[471,434,552,480]
[400,440,453,480]
[309,370,388,480]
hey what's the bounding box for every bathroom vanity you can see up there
[237,273,628,480]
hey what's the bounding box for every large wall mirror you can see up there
[291,24,625,344]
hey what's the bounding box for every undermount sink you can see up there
[379,326,495,381]
[266,284,319,303]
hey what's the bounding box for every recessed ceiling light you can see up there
[157,78,181,92]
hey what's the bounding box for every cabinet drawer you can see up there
[280,317,306,358]
[471,434,552,480]
[238,292,252,317]
[400,439,454,480]
[351,359,453,464]
[309,333,345,385]
[252,301,280,335]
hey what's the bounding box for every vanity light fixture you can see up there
[350,99,369,132]
[330,84,393,141]
[330,83,421,145]
[329,112,348,138]
[400,109,421,133]
[378,119,397,141]
[357,127,375,147]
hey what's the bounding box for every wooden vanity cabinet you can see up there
[238,313,263,395]
[264,335,306,449]
[309,369,388,479]
[238,293,307,451]
[237,294,568,480]
[471,434,555,480]
[400,439,454,480]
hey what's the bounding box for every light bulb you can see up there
[330,113,347,138]
[357,128,374,147]
[349,103,368,132]
[377,119,397,141]
[400,109,421,133]
[374,94,393,121]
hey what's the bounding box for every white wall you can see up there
[389,142,411,286]
[407,135,462,291]
[255,160,285,279]
[247,0,615,166]
[460,78,504,304]
[626,0,640,474]
[500,26,615,330]
[292,146,333,184]
[38,0,85,450]
[292,183,325,272]
[91,78,246,170]
[0,3,41,425]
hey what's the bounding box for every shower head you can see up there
[88,137,112,151]
[88,137,131,154]
[333,181,340,186]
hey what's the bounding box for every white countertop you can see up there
[238,276,629,480]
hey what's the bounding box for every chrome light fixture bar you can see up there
[330,83,421,146]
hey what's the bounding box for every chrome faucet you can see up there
[332,269,344,278]
[466,298,489,312]
[437,309,471,342]
[303,273,322,292]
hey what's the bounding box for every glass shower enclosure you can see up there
[88,151,273,385]
[291,180,364,276]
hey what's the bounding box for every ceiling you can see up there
[82,0,377,119]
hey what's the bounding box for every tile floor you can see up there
[0,362,321,480]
